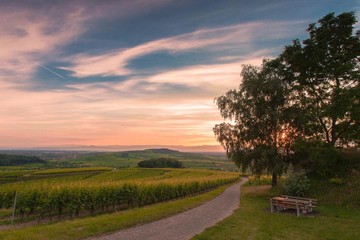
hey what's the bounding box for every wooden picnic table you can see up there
[270,195,317,216]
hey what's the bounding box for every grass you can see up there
[193,184,360,240]
[0,182,234,240]
[0,209,12,218]
[0,163,46,170]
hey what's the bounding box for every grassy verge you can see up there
[193,186,360,240]
[0,182,236,240]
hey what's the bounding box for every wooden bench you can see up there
[270,195,317,216]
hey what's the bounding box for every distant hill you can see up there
[144,148,180,154]
[0,154,46,166]
[23,144,224,152]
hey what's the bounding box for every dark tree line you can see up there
[138,158,184,168]
[214,12,360,186]
[0,154,46,166]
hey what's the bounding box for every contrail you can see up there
[37,63,68,80]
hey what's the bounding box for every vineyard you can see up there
[0,168,239,223]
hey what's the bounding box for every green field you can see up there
[0,149,236,172]
[62,149,236,171]
[0,167,112,184]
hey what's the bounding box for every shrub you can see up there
[329,177,345,185]
[284,171,310,197]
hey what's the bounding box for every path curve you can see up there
[91,178,248,240]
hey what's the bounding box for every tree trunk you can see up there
[271,173,278,187]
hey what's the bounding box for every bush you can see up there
[284,171,310,197]
[329,177,345,185]
[138,158,183,168]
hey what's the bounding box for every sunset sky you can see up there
[0,0,359,149]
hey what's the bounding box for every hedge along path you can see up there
[0,168,239,222]
[90,178,248,240]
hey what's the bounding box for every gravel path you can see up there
[91,178,248,240]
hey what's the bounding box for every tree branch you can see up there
[318,116,331,144]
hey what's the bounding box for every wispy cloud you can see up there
[0,0,174,84]
[62,20,305,78]
[0,7,87,81]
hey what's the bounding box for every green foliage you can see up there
[283,171,310,197]
[292,139,354,177]
[138,158,184,168]
[280,12,360,146]
[0,154,46,166]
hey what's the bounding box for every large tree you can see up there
[214,60,294,186]
[280,12,360,147]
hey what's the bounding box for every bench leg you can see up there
[270,199,274,213]
[296,203,300,216]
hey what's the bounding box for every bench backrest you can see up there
[280,195,317,204]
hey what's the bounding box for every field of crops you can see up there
[0,168,239,222]
[67,149,236,171]
[0,167,112,184]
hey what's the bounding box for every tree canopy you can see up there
[214,12,359,184]
[0,154,46,166]
[280,12,360,147]
[214,60,293,186]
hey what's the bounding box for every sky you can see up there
[0,0,359,149]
